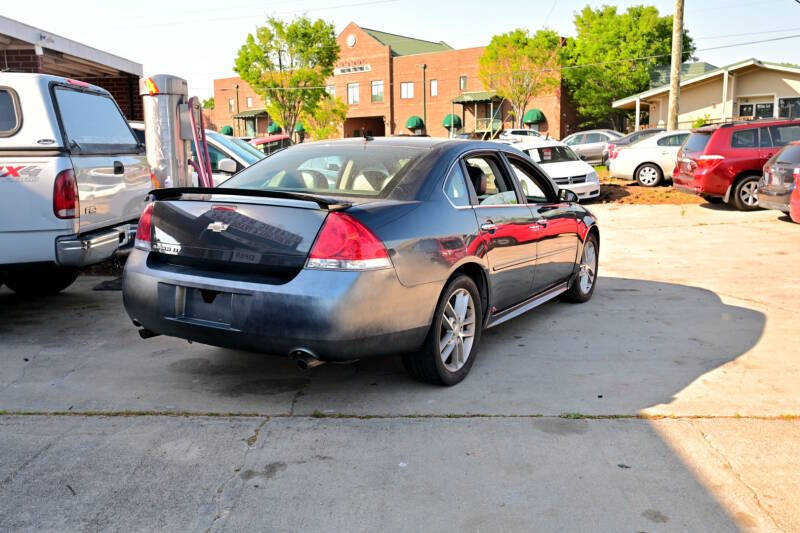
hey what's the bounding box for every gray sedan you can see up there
[123,138,600,385]
[562,129,623,165]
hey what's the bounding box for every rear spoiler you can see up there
[148,187,353,211]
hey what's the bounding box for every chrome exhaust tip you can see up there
[291,350,325,370]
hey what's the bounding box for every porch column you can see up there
[721,68,729,122]
[474,103,477,132]
[635,97,640,131]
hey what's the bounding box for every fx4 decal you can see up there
[0,165,43,183]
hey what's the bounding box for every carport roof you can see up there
[0,15,142,77]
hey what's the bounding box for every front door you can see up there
[504,155,579,293]
[655,132,689,175]
[463,154,537,311]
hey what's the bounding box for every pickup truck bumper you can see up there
[56,223,136,267]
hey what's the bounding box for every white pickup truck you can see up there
[0,73,150,295]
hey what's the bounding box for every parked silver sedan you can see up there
[562,129,623,165]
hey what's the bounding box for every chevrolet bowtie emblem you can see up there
[207,221,230,232]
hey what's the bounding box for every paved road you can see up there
[1,203,798,532]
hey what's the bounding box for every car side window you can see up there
[769,125,800,146]
[731,129,758,148]
[584,133,604,144]
[192,143,227,172]
[464,155,518,205]
[758,127,773,147]
[443,163,470,207]
[565,134,582,146]
[505,157,553,204]
[657,134,688,146]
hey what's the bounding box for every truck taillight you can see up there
[53,169,79,219]
[134,203,154,251]
[306,212,391,270]
[793,167,800,187]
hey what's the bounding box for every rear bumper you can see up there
[756,186,792,212]
[122,250,438,360]
[56,223,136,267]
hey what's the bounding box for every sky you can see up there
[4,0,800,99]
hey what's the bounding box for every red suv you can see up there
[673,119,800,210]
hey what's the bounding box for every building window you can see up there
[430,79,438,97]
[326,85,335,98]
[246,96,253,108]
[371,80,384,103]
[401,82,414,99]
[347,83,359,105]
[228,98,234,112]
[779,97,800,119]
[739,104,754,117]
[460,76,467,90]
[755,103,774,118]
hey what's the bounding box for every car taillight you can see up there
[134,203,154,251]
[794,167,800,186]
[307,212,391,270]
[53,168,79,219]
[695,155,724,173]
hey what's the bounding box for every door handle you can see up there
[480,222,497,233]
[113,161,124,175]
[534,218,548,227]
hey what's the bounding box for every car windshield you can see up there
[220,144,425,198]
[683,132,711,153]
[228,136,268,161]
[524,146,580,164]
[206,131,264,165]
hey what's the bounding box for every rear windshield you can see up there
[54,87,138,152]
[0,88,21,136]
[683,132,711,153]
[220,144,425,198]
[524,146,579,164]
[775,145,800,165]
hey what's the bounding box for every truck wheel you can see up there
[5,267,79,296]
[731,176,760,211]
[402,275,483,386]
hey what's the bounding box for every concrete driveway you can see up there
[1,203,798,532]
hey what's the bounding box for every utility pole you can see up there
[666,0,684,130]
[420,63,427,135]
[234,83,240,136]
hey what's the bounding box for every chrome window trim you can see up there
[440,147,533,210]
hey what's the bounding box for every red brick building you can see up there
[0,15,143,120]
[213,22,577,139]
[213,76,272,137]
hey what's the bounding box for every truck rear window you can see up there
[0,88,21,136]
[54,87,138,152]
[683,132,711,153]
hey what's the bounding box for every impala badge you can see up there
[207,221,230,232]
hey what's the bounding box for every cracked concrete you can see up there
[1,203,799,531]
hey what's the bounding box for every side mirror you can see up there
[559,188,579,203]
[327,163,340,171]
[217,158,237,174]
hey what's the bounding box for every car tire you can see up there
[563,233,598,303]
[731,176,761,211]
[402,275,483,386]
[5,266,79,296]
[635,164,663,187]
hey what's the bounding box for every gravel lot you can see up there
[1,202,798,532]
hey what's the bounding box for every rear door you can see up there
[52,84,150,232]
[462,153,537,310]
[582,132,606,163]
[504,154,578,293]
[655,132,688,175]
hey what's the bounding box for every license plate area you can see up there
[158,283,239,329]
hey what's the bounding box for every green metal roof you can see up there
[650,62,717,88]
[451,91,499,104]
[405,115,424,130]
[219,125,233,135]
[442,114,462,129]
[294,122,305,132]
[233,109,268,118]
[361,27,452,56]
[523,109,544,124]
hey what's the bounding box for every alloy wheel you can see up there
[439,288,476,372]
[578,240,597,294]
[739,180,759,207]
[638,166,660,186]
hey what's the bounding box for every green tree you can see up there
[479,29,562,128]
[300,95,348,140]
[563,5,695,130]
[235,17,339,136]
[202,97,215,110]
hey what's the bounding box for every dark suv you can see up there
[673,119,800,210]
